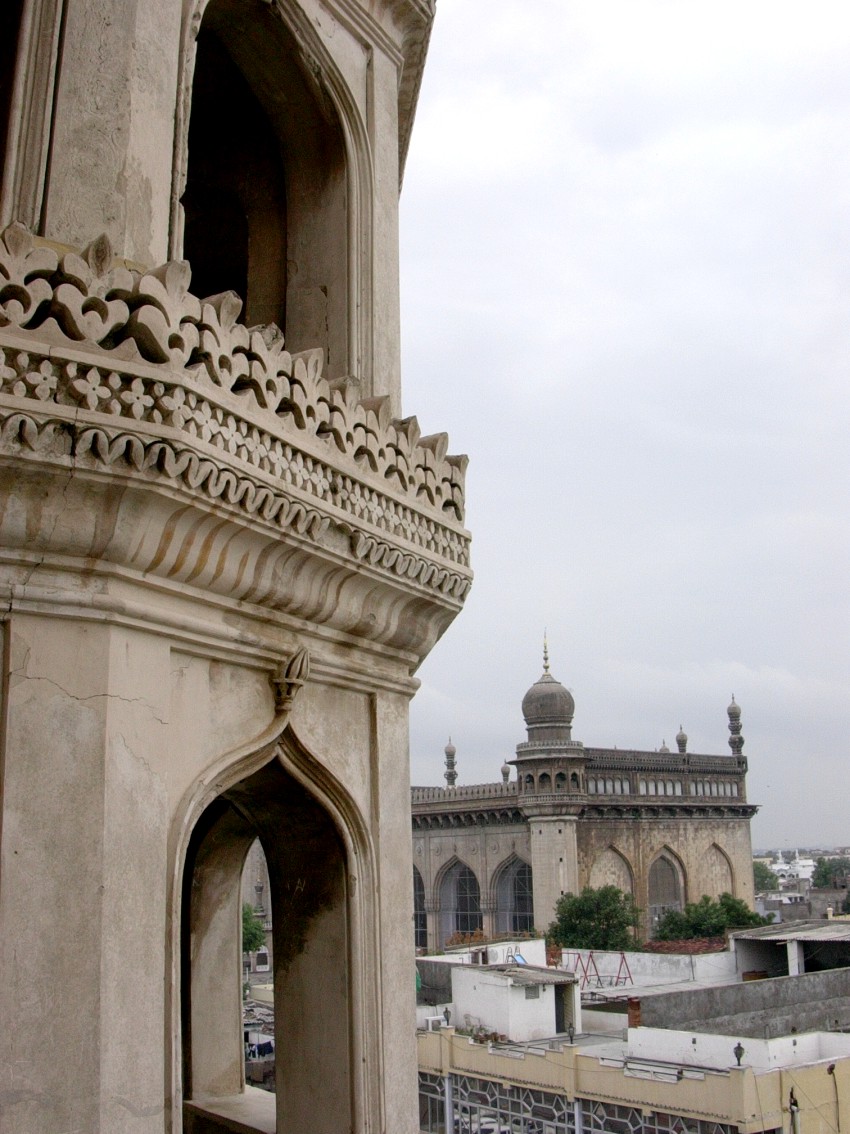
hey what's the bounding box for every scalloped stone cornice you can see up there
[0,223,471,656]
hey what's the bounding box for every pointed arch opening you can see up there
[648,850,685,931]
[181,754,353,1133]
[181,0,350,373]
[493,857,534,935]
[0,2,24,190]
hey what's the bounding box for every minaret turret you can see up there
[727,697,744,754]
[444,738,457,786]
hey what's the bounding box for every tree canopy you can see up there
[242,902,266,953]
[653,893,769,941]
[547,886,639,951]
[752,860,776,892]
[812,857,850,889]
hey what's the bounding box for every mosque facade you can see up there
[412,651,756,949]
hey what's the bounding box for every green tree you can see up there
[752,860,776,892]
[242,902,266,953]
[547,886,640,951]
[654,893,769,941]
[812,857,850,889]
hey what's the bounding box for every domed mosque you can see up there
[411,643,757,949]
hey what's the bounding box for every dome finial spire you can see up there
[543,631,550,674]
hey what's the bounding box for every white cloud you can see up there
[402,0,850,849]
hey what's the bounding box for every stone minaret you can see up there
[728,697,745,754]
[444,739,458,787]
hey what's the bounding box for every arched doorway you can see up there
[181,755,352,1133]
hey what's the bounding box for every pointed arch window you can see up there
[495,859,534,935]
[648,854,684,929]
[413,866,427,950]
[439,862,482,944]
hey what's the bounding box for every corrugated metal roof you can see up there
[732,919,850,943]
[487,964,577,986]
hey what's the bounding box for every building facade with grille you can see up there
[417,1024,849,1134]
[412,654,756,949]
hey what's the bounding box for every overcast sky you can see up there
[399,1,850,852]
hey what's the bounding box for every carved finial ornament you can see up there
[273,646,310,714]
[543,631,550,675]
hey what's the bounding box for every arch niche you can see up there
[705,843,734,895]
[177,0,362,379]
[588,846,634,896]
[178,731,371,1134]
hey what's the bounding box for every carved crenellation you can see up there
[0,223,471,601]
[0,223,466,515]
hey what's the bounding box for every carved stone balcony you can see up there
[0,223,471,657]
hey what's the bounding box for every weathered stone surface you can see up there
[0,3,458,1132]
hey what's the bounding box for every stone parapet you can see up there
[0,222,471,657]
[585,747,747,774]
[411,782,516,803]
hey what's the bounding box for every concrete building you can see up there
[771,853,817,886]
[412,652,756,947]
[418,1023,850,1134]
[0,2,468,1133]
[416,940,850,1134]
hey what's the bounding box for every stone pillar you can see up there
[425,899,441,955]
[39,0,182,262]
[480,896,497,941]
[372,691,420,1134]
[365,46,402,413]
[527,815,580,931]
[0,616,171,1134]
[787,939,806,976]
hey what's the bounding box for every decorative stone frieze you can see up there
[0,223,471,608]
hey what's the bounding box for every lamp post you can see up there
[828,1063,841,1133]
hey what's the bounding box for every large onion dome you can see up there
[521,642,574,742]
